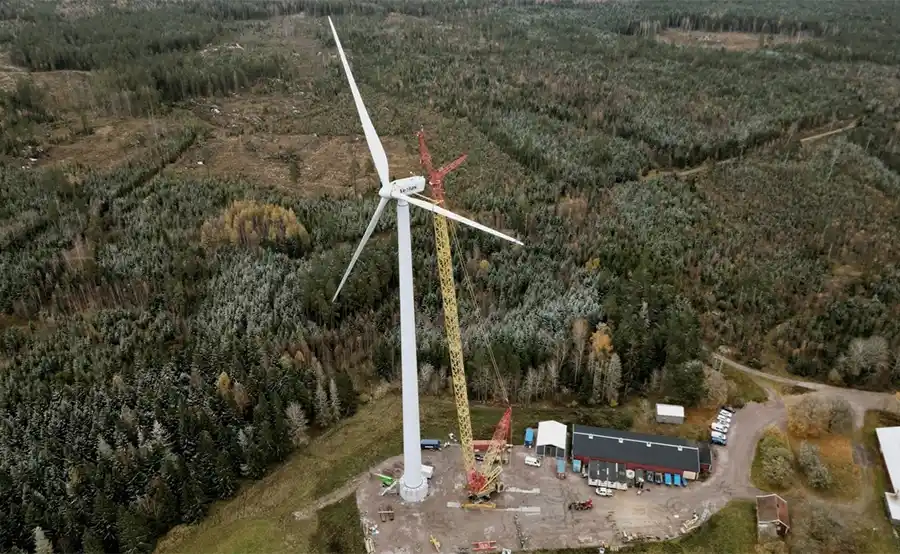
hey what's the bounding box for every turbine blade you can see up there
[328,17,390,189]
[394,192,523,246]
[332,197,390,302]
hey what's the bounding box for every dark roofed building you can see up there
[699,443,712,470]
[756,494,790,539]
[587,460,629,489]
[571,425,708,480]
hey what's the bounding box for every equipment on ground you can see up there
[462,502,496,510]
[556,458,567,479]
[471,540,497,552]
[430,535,442,552]
[327,17,521,504]
[378,505,395,522]
[417,130,518,503]
[568,499,594,511]
[595,487,613,497]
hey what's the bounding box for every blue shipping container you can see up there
[572,459,582,473]
[524,428,535,447]
[674,474,682,486]
[557,459,566,474]
[664,473,672,485]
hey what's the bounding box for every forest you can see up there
[1,0,899,552]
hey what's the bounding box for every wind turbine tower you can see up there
[327,17,523,503]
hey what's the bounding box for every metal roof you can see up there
[885,492,900,523]
[655,403,685,418]
[876,426,900,492]
[588,460,628,483]
[536,420,567,450]
[571,424,700,473]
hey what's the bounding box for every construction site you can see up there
[351,94,729,553]
[357,444,725,553]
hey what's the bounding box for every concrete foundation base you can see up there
[399,476,429,503]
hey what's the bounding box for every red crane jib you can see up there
[467,406,512,493]
[417,130,467,204]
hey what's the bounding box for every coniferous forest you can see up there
[1,0,899,552]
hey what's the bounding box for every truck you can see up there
[568,499,594,511]
[420,439,442,451]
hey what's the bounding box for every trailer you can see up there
[524,428,535,448]
[472,540,497,552]
[655,403,686,425]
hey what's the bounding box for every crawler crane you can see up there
[418,130,511,503]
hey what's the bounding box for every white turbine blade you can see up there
[394,192,523,246]
[332,197,390,302]
[328,17,390,189]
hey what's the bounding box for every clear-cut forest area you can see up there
[0,0,899,553]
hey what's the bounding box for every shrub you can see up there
[797,441,832,489]
[756,426,795,489]
[788,394,855,438]
[789,502,867,554]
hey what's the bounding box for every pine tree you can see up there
[328,377,341,421]
[588,352,605,405]
[33,526,53,554]
[314,379,330,426]
[418,363,434,393]
[604,354,622,407]
[285,402,309,447]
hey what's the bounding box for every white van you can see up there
[524,455,542,468]
[421,465,434,480]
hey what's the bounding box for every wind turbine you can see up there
[327,17,523,503]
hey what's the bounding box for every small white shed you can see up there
[536,420,567,459]
[656,403,685,425]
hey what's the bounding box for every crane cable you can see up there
[447,218,509,406]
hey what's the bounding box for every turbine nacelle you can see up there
[382,175,426,198]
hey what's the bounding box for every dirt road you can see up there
[712,353,898,428]
[292,473,366,521]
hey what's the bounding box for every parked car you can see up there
[721,405,736,414]
[716,414,732,424]
[718,410,733,421]
[711,422,729,434]
[711,431,727,446]
[595,487,614,497]
[524,455,542,468]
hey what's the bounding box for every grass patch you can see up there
[310,496,366,554]
[531,500,758,554]
[629,400,715,442]
[792,434,860,500]
[722,367,768,407]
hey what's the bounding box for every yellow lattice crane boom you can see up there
[417,130,511,501]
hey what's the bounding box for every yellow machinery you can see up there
[418,130,511,503]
